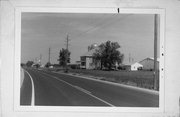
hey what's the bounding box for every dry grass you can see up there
[69,69,159,90]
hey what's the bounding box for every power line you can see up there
[92,14,132,32]
[73,14,117,39]
[73,14,132,40]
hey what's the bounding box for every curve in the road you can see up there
[24,70,35,106]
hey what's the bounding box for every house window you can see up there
[81,56,86,61]
[81,62,85,66]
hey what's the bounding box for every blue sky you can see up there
[21,13,157,65]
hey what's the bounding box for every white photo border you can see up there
[14,7,165,113]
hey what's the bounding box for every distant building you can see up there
[76,61,81,66]
[49,66,54,68]
[40,64,45,68]
[122,62,143,71]
[68,61,81,69]
[80,48,100,69]
[139,57,159,70]
[80,44,100,69]
[53,64,61,68]
[131,62,143,71]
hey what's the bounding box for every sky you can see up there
[21,13,159,65]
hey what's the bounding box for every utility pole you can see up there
[39,54,42,66]
[129,53,131,63]
[48,47,51,64]
[154,14,159,90]
[65,34,70,72]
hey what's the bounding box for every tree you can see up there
[45,62,51,68]
[88,43,98,51]
[58,48,71,67]
[21,63,26,67]
[93,41,124,70]
[26,61,34,67]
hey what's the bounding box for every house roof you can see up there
[149,57,160,62]
[139,57,160,63]
[122,57,160,66]
[122,62,143,66]
[132,62,143,66]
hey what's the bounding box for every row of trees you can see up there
[23,48,70,69]
[57,40,123,71]
[25,61,40,68]
[24,41,123,71]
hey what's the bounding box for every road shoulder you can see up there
[53,71,159,96]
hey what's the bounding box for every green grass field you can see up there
[69,69,159,90]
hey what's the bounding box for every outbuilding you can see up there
[122,62,143,71]
[139,57,159,71]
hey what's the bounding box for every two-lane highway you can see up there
[20,68,159,107]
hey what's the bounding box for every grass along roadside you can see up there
[41,68,159,91]
[68,69,159,91]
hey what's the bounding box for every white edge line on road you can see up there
[20,68,25,88]
[54,71,159,96]
[73,86,91,94]
[40,71,115,107]
[24,70,35,106]
[53,76,115,107]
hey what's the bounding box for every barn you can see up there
[139,57,159,71]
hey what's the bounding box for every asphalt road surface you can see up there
[20,68,159,107]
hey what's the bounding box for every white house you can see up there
[123,62,143,71]
[131,62,143,71]
[139,57,159,70]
